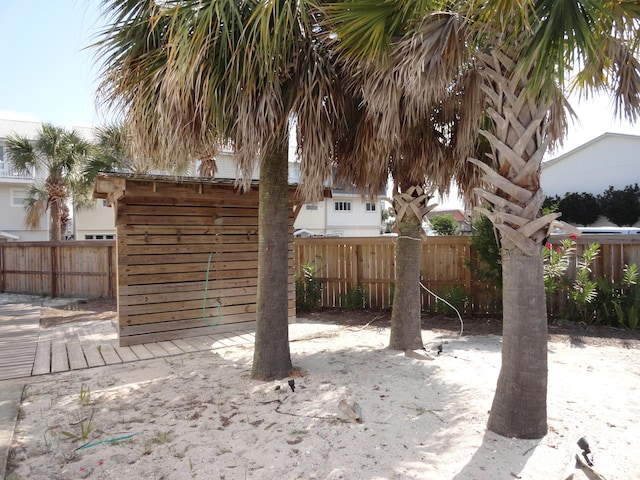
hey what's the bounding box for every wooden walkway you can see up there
[0,303,255,381]
[0,302,41,381]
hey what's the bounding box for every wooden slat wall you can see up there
[113,179,295,346]
[0,241,115,298]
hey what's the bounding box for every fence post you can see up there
[0,244,4,293]
[50,244,58,298]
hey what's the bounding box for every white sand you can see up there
[8,321,640,480]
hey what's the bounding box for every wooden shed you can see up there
[94,173,297,346]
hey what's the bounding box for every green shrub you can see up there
[565,243,600,323]
[432,285,469,316]
[593,264,640,329]
[341,285,366,310]
[599,184,640,226]
[558,192,601,225]
[295,263,322,312]
[466,214,502,288]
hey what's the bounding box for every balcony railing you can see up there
[0,163,35,179]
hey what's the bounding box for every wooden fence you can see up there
[0,241,116,298]
[294,236,500,314]
[295,234,640,315]
[2,234,639,317]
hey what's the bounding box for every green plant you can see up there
[295,263,323,312]
[465,214,502,289]
[61,410,95,442]
[558,192,601,225]
[79,384,91,406]
[599,184,640,226]
[432,285,469,316]
[341,285,366,310]
[544,237,601,322]
[542,238,575,298]
[594,264,640,329]
[565,243,600,323]
[428,214,459,235]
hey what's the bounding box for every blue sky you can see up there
[0,1,636,155]
[0,1,108,128]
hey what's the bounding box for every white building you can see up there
[541,132,640,227]
[0,119,49,241]
[542,132,640,196]
[209,153,384,237]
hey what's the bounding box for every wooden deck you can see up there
[0,303,255,381]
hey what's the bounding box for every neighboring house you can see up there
[211,153,385,237]
[0,119,49,242]
[541,132,640,227]
[294,185,383,237]
[73,201,116,240]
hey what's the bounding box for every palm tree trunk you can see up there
[389,216,423,350]
[388,184,434,351]
[50,201,62,242]
[473,48,560,438]
[251,140,293,380]
[487,250,548,438]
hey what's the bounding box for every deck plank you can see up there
[32,340,52,376]
[99,344,123,365]
[157,341,184,356]
[67,342,89,370]
[112,345,139,363]
[170,339,199,353]
[130,344,155,360]
[51,342,69,373]
[142,342,170,358]
[84,344,106,368]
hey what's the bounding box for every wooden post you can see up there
[50,244,57,298]
[0,244,4,293]
[107,244,114,298]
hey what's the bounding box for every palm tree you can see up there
[323,0,483,352]
[332,90,480,352]
[323,0,640,438]
[6,123,93,241]
[95,1,348,380]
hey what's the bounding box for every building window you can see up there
[305,203,318,211]
[10,189,29,207]
[84,234,114,240]
[334,201,352,211]
[365,202,377,212]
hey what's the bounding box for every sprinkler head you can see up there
[577,437,594,467]
[577,437,591,454]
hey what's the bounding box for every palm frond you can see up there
[23,184,47,230]
[5,134,36,176]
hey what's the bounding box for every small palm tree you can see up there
[6,123,92,241]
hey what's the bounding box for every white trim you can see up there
[0,231,20,240]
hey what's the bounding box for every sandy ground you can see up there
[5,310,640,480]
